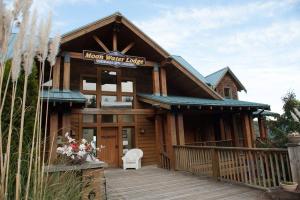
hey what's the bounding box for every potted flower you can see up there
[288,132,300,144]
[56,132,105,165]
[280,181,298,192]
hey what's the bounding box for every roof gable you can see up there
[61,12,221,99]
[61,12,169,58]
[205,67,247,92]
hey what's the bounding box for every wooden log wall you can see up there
[136,115,157,165]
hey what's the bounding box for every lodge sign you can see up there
[83,50,146,68]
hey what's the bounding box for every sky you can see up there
[32,0,300,113]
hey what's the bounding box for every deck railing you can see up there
[185,139,233,147]
[174,145,292,189]
[160,152,171,170]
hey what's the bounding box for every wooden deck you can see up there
[105,166,271,200]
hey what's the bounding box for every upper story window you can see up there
[82,77,97,91]
[224,87,232,99]
[121,80,133,93]
[81,69,135,108]
[101,71,117,92]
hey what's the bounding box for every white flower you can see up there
[81,138,88,144]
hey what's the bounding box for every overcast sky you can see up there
[33,0,300,113]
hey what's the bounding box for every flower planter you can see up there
[44,162,108,200]
[280,182,298,192]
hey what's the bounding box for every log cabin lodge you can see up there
[42,12,273,168]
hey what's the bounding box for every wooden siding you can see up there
[216,74,239,99]
[71,113,80,140]
[136,114,157,165]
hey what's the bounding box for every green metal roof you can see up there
[138,94,270,109]
[41,89,86,103]
[171,55,209,84]
[205,67,247,92]
[253,109,279,117]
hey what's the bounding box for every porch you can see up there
[105,166,271,200]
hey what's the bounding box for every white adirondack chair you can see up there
[122,149,143,170]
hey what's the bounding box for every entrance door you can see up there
[98,127,119,167]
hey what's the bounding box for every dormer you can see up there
[205,67,246,100]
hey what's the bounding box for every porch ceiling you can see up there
[138,93,270,110]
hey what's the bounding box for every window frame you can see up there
[223,87,232,99]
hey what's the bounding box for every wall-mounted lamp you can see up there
[140,128,145,134]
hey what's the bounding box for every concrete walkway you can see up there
[105,166,271,200]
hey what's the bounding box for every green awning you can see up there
[41,89,86,103]
[138,94,270,110]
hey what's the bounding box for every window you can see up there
[101,71,117,92]
[101,115,117,123]
[120,115,134,123]
[101,95,117,103]
[121,96,133,107]
[82,77,96,91]
[84,94,97,108]
[83,114,96,123]
[121,80,133,93]
[122,127,135,155]
[82,128,97,143]
[224,87,232,99]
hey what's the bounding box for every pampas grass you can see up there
[0,1,83,200]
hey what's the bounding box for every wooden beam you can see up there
[242,113,253,148]
[219,116,226,140]
[231,115,240,146]
[138,97,171,110]
[113,32,117,51]
[249,115,256,148]
[152,64,160,96]
[93,35,110,53]
[258,116,266,139]
[63,112,71,134]
[49,112,58,163]
[160,67,167,96]
[155,115,163,166]
[63,54,70,90]
[71,108,157,115]
[121,42,135,54]
[61,16,115,43]
[176,113,185,145]
[166,112,177,169]
[52,57,61,89]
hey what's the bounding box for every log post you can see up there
[219,116,226,140]
[231,115,240,146]
[152,63,160,96]
[63,53,70,90]
[242,113,253,148]
[49,112,58,163]
[287,143,300,184]
[212,148,220,180]
[155,115,163,166]
[258,116,266,139]
[176,113,185,145]
[52,57,61,89]
[160,67,167,96]
[166,112,177,169]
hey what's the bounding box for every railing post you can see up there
[212,148,220,180]
[287,143,300,184]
